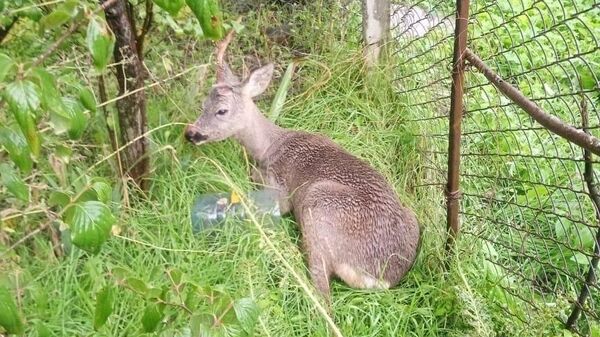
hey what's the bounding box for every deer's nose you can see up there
[184,126,208,144]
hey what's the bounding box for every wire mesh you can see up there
[386,0,600,335]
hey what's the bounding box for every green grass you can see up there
[3,0,600,336]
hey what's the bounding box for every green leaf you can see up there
[141,303,163,332]
[86,16,115,71]
[91,180,112,203]
[0,127,32,173]
[0,163,29,202]
[167,268,183,286]
[186,0,224,40]
[10,104,41,159]
[62,97,88,139]
[233,298,259,333]
[23,7,43,22]
[0,285,25,335]
[5,79,40,112]
[94,285,115,330]
[79,87,97,112]
[64,201,115,254]
[124,278,148,295]
[0,53,15,82]
[269,61,296,121]
[29,68,63,111]
[152,0,185,16]
[190,314,212,337]
[48,191,71,208]
[40,9,71,30]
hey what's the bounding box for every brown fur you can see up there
[185,60,420,299]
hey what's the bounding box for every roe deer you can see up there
[184,31,420,300]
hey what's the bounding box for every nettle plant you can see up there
[1,1,258,335]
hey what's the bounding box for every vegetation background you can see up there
[0,0,598,336]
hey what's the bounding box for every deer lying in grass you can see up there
[184,31,420,301]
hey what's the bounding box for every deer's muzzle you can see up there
[184,125,209,144]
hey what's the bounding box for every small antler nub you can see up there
[215,29,236,83]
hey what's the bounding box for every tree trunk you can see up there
[102,0,149,191]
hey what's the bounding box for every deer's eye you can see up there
[216,109,228,116]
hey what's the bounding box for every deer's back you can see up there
[264,131,419,284]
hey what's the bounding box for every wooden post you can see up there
[362,0,390,67]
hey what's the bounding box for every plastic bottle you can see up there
[190,189,281,233]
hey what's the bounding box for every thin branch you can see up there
[98,74,119,152]
[566,92,600,329]
[136,0,153,60]
[31,0,119,68]
[464,48,600,157]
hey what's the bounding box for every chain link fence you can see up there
[341,0,600,335]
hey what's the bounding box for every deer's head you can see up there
[184,31,274,145]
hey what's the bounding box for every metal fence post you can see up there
[362,0,390,67]
[445,0,470,253]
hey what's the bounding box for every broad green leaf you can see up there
[48,190,70,208]
[40,9,71,30]
[190,314,212,337]
[91,180,112,203]
[233,298,259,333]
[86,16,115,71]
[141,303,163,332]
[63,97,87,139]
[152,0,185,16]
[186,0,224,40]
[29,68,64,112]
[269,61,296,121]
[23,7,43,22]
[111,267,129,281]
[64,201,115,254]
[94,285,115,330]
[124,278,148,295]
[0,163,29,202]
[11,105,41,158]
[0,127,32,173]
[0,53,15,82]
[79,87,97,112]
[167,268,183,285]
[0,285,25,335]
[5,79,40,112]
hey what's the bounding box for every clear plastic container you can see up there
[190,189,281,233]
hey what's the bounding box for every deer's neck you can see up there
[235,106,284,164]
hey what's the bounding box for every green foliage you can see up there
[86,15,115,72]
[0,163,29,202]
[0,285,25,335]
[94,285,115,330]
[186,0,224,39]
[64,201,115,254]
[153,0,185,16]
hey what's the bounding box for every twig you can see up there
[566,92,600,329]
[30,0,119,68]
[3,223,50,254]
[464,48,600,157]
[136,0,153,60]
[212,301,234,328]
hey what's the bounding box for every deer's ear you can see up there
[242,64,274,97]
